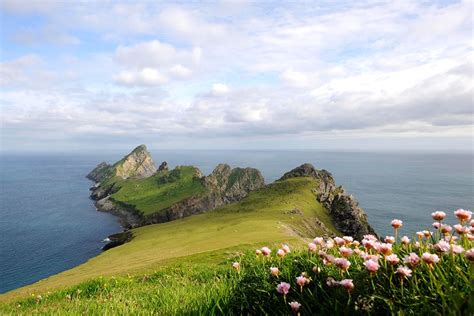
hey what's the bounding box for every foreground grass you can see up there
[0,176,334,305]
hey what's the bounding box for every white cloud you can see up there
[169,64,192,79]
[211,83,230,95]
[114,68,168,86]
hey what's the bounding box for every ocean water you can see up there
[0,150,472,293]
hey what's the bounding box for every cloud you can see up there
[114,68,168,86]
[211,83,230,95]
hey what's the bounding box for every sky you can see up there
[0,0,473,153]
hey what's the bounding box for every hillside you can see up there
[0,176,337,307]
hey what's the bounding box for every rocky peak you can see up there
[114,144,157,179]
[279,163,335,186]
[204,163,265,202]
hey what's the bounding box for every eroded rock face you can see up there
[158,161,169,172]
[86,162,111,182]
[114,145,157,179]
[281,163,377,240]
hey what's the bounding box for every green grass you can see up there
[110,166,208,216]
[0,176,334,307]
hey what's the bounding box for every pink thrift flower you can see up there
[432,222,441,229]
[232,262,240,270]
[339,246,353,258]
[467,233,474,241]
[434,240,450,253]
[377,243,393,255]
[340,279,354,293]
[296,276,309,290]
[422,253,439,265]
[401,236,410,245]
[363,259,379,273]
[416,231,424,239]
[403,253,421,267]
[261,247,271,256]
[391,219,403,229]
[270,267,279,277]
[277,249,285,258]
[396,266,412,278]
[453,224,466,235]
[440,225,452,235]
[313,237,324,245]
[289,301,301,313]
[352,240,360,247]
[454,209,472,223]
[423,230,432,238]
[431,211,446,221]
[451,244,464,254]
[326,277,339,288]
[362,253,380,262]
[363,234,378,241]
[276,282,291,295]
[282,244,291,253]
[465,248,474,262]
[470,219,474,228]
[343,236,353,244]
[255,249,262,256]
[334,237,345,246]
[325,239,335,249]
[362,239,375,250]
[384,236,395,244]
[308,242,317,252]
[414,241,421,249]
[385,254,400,265]
[334,258,351,271]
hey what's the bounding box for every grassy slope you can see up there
[109,166,208,216]
[0,176,337,306]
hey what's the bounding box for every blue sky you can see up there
[0,0,472,152]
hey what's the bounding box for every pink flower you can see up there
[423,230,432,238]
[362,239,376,250]
[363,259,379,273]
[440,225,452,235]
[454,209,472,222]
[339,246,353,258]
[296,276,309,290]
[432,222,441,229]
[396,266,412,278]
[403,253,421,267]
[391,219,403,229]
[401,236,410,245]
[434,240,450,253]
[334,237,345,246]
[313,237,324,245]
[431,211,446,221]
[326,277,339,288]
[255,249,262,256]
[334,258,351,271]
[270,267,280,276]
[325,239,335,248]
[363,234,378,241]
[416,231,424,239]
[422,253,439,265]
[289,301,301,313]
[277,249,286,258]
[340,279,354,292]
[308,242,317,252]
[451,244,464,254]
[467,233,474,241]
[282,244,291,253]
[414,241,421,248]
[453,224,466,235]
[465,248,474,262]
[276,282,291,295]
[377,243,393,255]
[261,247,271,256]
[343,236,354,244]
[352,240,360,247]
[384,236,395,244]
[470,219,474,228]
[232,262,240,270]
[362,253,380,262]
[385,254,400,265]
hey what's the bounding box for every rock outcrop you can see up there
[86,162,111,182]
[113,145,157,179]
[279,163,377,240]
[158,161,169,172]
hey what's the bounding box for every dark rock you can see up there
[281,163,377,240]
[158,161,169,172]
[86,162,111,182]
[102,231,133,251]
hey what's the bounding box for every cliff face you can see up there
[113,145,157,179]
[279,163,377,240]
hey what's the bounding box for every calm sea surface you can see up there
[1,150,472,293]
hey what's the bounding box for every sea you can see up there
[1,150,472,293]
